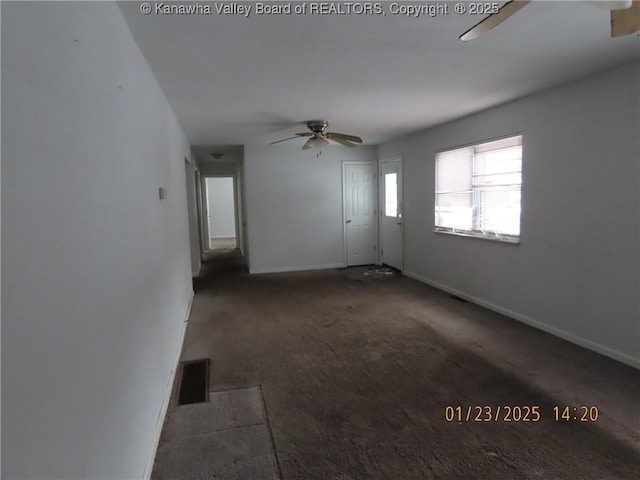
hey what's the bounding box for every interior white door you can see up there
[380,158,403,270]
[344,163,377,266]
[206,177,237,249]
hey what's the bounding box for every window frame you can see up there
[434,133,523,245]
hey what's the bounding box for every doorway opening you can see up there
[204,176,238,251]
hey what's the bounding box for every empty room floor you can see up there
[155,251,640,479]
[210,237,236,250]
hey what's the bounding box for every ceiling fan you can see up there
[460,0,640,41]
[270,120,363,150]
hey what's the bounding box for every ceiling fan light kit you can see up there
[460,0,640,42]
[271,120,364,150]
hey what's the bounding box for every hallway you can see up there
[154,251,640,479]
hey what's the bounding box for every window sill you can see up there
[433,228,520,245]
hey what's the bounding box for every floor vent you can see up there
[177,359,210,406]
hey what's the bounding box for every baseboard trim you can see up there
[403,271,640,369]
[250,263,345,275]
[142,290,194,479]
[192,264,201,278]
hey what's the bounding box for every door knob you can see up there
[396,222,402,225]
[346,219,352,224]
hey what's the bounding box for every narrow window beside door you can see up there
[385,173,398,217]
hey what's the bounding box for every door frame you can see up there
[200,174,241,253]
[342,161,379,267]
[195,169,208,255]
[378,156,404,270]
[185,158,204,277]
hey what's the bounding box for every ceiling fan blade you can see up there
[326,132,363,144]
[327,136,358,148]
[460,0,532,42]
[611,0,640,37]
[270,136,301,145]
[270,132,311,145]
[302,136,330,150]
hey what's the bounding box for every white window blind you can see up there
[435,135,522,242]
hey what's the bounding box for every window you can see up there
[435,135,522,243]
[385,173,398,217]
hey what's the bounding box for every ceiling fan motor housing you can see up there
[307,120,329,134]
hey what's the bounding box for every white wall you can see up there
[199,159,240,176]
[2,3,193,479]
[244,144,378,273]
[206,177,237,239]
[185,159,202,276]
[379,61,640,367]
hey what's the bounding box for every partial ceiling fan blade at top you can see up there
[302,136,330,150]
[270,132,312,145]
[327,136,359,148]
[326,132,363,144]
[611,0,640,37]
[460,0,532,41]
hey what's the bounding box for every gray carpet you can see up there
[153,386,279,480]
[162,250,640,479]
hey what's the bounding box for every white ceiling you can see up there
[118,1,639,146]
